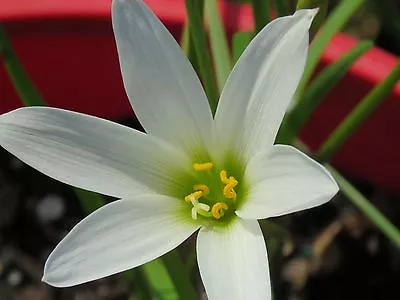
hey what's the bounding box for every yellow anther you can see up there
[220,170,238,201]
[220,170,230,184]
[193,184,210,196]
[184,191,203,203]
[228,177,238,188]
[193,162,213,171]
[223,184,237,200]
[211,202,229,219]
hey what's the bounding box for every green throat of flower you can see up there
[175,157,247,226]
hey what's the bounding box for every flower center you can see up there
[184,162,239,221]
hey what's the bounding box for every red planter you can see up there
[1,0,399,191]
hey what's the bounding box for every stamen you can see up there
[193,162,213,171]
[184,191,203,203]
[220,170,238,201]
[223,184,237,200]
[220,170,230,184]
[211,202,229,219]
[193,184,210,196]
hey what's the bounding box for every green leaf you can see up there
[122,268,153,300]
[318,62,400,162]
[162,250,198,300]
[296,0,366,99]
[278,40,373,144]
[328,166,400,248]
[0,25,43,106]
[185,0,219,114]
[180,22,190,53]
[205,0,232,92]
[232,31,253,64]
[251,0,271,33]
[142,258,179,300]
[181,21,200,72]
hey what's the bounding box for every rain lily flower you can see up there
[0,0,338,298]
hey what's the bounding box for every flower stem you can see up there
[328,167,400,249]
[185,0,219,114]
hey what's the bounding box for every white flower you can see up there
[0,0,338,299]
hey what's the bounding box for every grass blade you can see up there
[318,62,400,162]
[185,0,219,113]
[0,25,43,106]
[232,31,253,64]
[205,0,232,92]
[328,166,400,248]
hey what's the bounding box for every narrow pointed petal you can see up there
[197,220,271,300]
[0,107,190,198]
[215,9,317,160]
[43,195,199,287]
[112,0,213,155]
[237,145,339,219]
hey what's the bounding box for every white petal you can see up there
[0,107,190,198]
[215,9,317,161]
[43,195,199,287]
[112,0,213,156]
[197,220,271,300]
[237,145,339,219]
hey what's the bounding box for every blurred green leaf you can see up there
[73,188,105,212]
[318,62,400,162]
[278,40,373,143]
[296,0,366,99]
[274,0,290,17]
[205,0,232,92]
[122,269,153,300]
[328,167,400,248]
[0,25,43,106]
[162,251,198,300]
[181,21,200,72]
[232,31,253,63]
[185,0,219,113]
[251,0,271,33]
[181,22,190,53]
[142,259,179,300]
